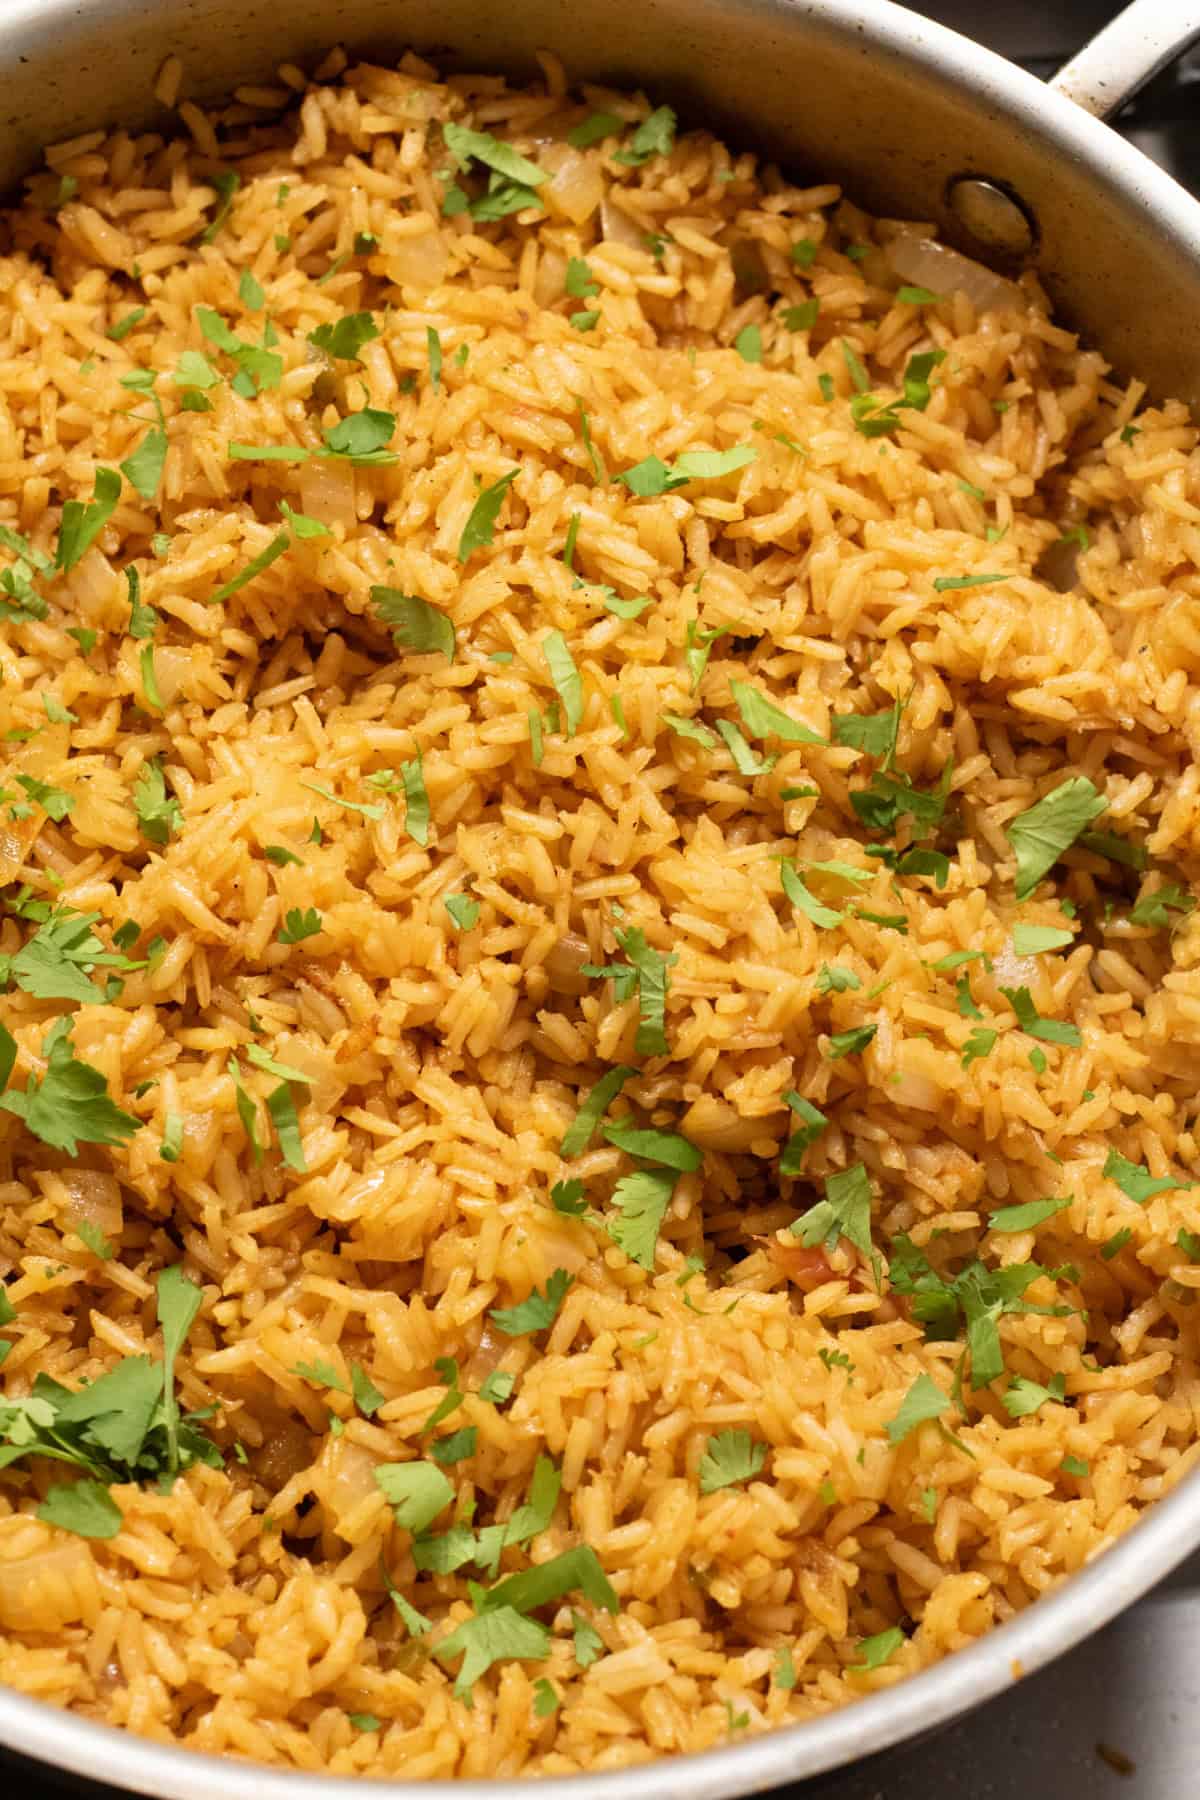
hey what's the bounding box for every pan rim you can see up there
[0,0,1198,1793]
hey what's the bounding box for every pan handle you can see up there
[1049,0,1200,118]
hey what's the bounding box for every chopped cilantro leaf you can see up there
[37,1479,123,1540]
[75,1220,113,1260]
[614,106,677,167]
[698,1429,767,1493]
[200,170,240,243]
[827,1024,877,1059]
[1001,1372,1066,1417]
[602,1122,701,1172]
[780,861,841,929]
[458,469,519,562]
[664,712,717,750]
[1012,924,1074,955]
[734,324,762,364]
[780,1091,828,1174]
[989,1196,1070,1233]
[1103,1148,1185,1205]
[107,307,146,341]
[886,1373,950,1443]
[444,893,480,931]
[783,299,819,331]
[714,718,775,775]
[731,681,825,744]
[266,1081,306,1171]
[442,122,547,191]
[791,1162,879,1279]
[551,1178,588,1217]
[375,1460,453,1534]
[568,111,622,149]
[1006,777,1107,899]
[435,1606,549,1705]
[561,1066,636,1156]
[480,1370,516,1404]
[961,1027,997,1067]
[830,701,902,762]
[619,447,756,496]
[532,1678,559,1717]
[851,1627,905,1671]
[490,1269,573,1336]
[308,311,380,362]
[278,907,321,944]
[55,467,121,573]
[371,586,455,659]
[542,632,583,734]
[210,530,289,603]
[160,1112,184,1163]
[431,1426,477,1465]
[607,1168,676,1268]
[1001,986,1081,1047]
[1129,882,1194,929]
[0,1018,141,1154]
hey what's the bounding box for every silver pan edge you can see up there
[0,0,1198,1792]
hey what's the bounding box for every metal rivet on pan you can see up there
[945,177,1037,257]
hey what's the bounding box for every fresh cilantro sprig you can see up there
[0,1017,141,1153]
[0,1266,218,1535]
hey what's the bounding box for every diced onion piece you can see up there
[886,233,1024,312]
[148,645,191,705]
[59,1170,123,1238]
[540,144,605,225]
[0,810,45,885]
[994,943,1038,988]
[298,458,357,531]
[265,1035,346,1114]
[680,1094,761,1153]
[328,1441,381,1538]
[544,932,590,996]
[465,1323,505,1385]
[599,193,647,250]
[0,1519,102,1629]
[382,221,448,290]
[533,245,567,309]
[18,722,71,779]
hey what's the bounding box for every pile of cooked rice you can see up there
[0,40,1198,1780]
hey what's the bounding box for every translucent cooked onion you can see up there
[0,1525,100,1630]
[0,810,44,885]
[599,193,647,250]
[680,1094,763,1153]
[886,234,1024,312]
[533,245,567,310]
[544,932,590,996]
[148,644,191,705]
[540,144,605,225]
[328,1441,380,1531]
[382,224,448,290]
[297,458,356,531]
[59,1170,123,1238]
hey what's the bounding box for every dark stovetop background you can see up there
[6,4,1200,1796]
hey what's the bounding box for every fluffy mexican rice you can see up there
[0,42,1197,1779]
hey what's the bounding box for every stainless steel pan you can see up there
[2,0,1200,1793]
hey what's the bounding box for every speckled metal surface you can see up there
[1,4,1199,1797]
